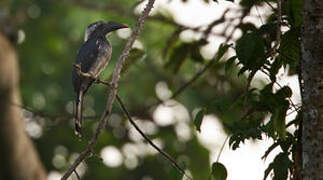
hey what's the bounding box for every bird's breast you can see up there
[88,39,112,78]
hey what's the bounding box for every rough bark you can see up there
[301,0,323,179]
[0,32,46,180]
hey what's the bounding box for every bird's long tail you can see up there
[75,89,84,138]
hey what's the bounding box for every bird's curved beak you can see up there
[119,24,128,29]
[105,22,129,33]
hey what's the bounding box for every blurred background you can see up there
[0,0,301,179]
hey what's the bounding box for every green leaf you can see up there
[165,43,190,73]
[262,142,279,160]
[211,162,227,180]
[259,83,274,105]
[236,32,265,71]
[271,100,289,139]
[229,135,241,150]
[279,28,300,75]
[264,160,274,180]
[237,66,248,76]
[240,0,262,9]
[285,0,303,27]
[279,133,294,152]
[273,153,291,180]
[215,43,231,62]
[269,58,283,81]
[264,152,291,180]
[239,23,257,33]
[224,56,236,73]
[169,160,185,179]
[264,118,276,138]
[194,108,205,132]
[190,43,204,63]
[258,23,278,41]
[121,48,145,74]
[275,86,292,98]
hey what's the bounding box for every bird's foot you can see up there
[73,63,95,79]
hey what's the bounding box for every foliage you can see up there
[202,0,302,179]
[1,0,302,179]
[211,162,227,180]
[194,108,205,132]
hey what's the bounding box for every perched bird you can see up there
[72,21,128,137]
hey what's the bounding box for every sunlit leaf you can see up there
[194,108,205,132]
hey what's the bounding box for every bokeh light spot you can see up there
[101,146,123,168]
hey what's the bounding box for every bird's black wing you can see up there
[72,38,99,92]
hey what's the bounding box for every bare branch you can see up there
[169,12,247,101]
[115,95,192,179]
[73,170,81,180]
[74,66,192,179]
[61,1,156,179]
[216,136,229,162]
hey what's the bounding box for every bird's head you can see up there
[84,21,128,41]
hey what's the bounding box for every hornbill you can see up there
[72,21,128,137]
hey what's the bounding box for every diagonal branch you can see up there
[168,12,247,102]
[115,95,192,180]
[76,65,192,179]
[61,1,156,179]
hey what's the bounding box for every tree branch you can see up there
[168,11,245,102]
[61,1,156,179]
[73,47,192,180]
[115,95,192,180]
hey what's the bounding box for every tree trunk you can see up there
[301,0,323,179]
[0,32,47,180]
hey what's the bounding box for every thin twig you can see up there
[216,135,229,162]
[162,27,185,58]
[73,170,81,180]
[115,95,192,180]
[263,0,276,12]
[12,103,63,121]
[208,135,230,180]
[90,148,103,161]
[73,46,192,179]
[61,1,155,179]
[169,12,248,102]
[87,72,192,179]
